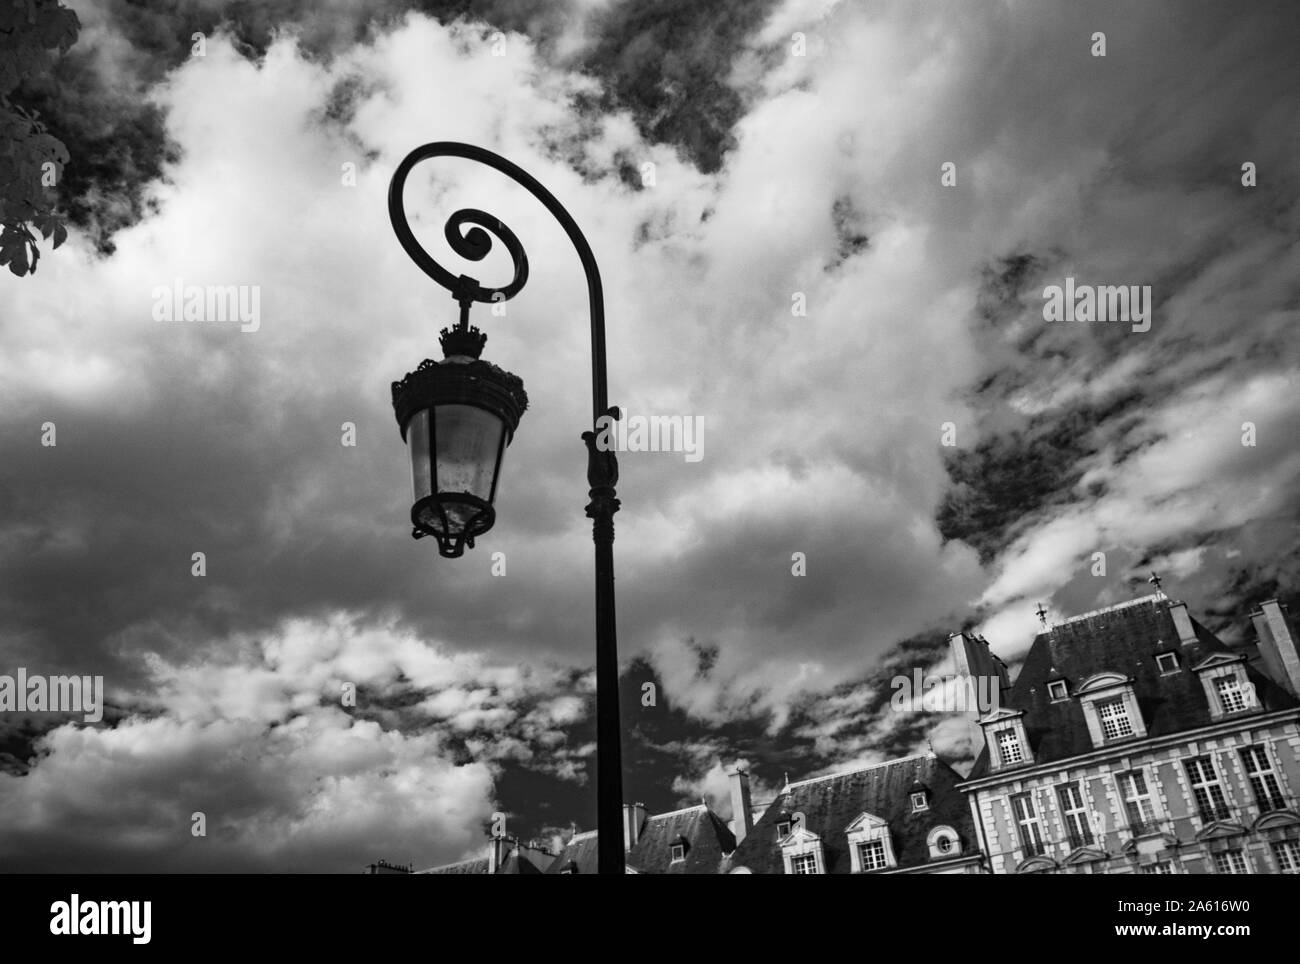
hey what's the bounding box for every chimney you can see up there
[488,834,513,874]
[949,631,1010,757]
[1253,600,1300,697]
[949,631,1009,693]
[1168,600,1200,648]
[622,803,647,852]
[728,764,754,844]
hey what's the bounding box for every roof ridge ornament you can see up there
[1149,571,1166,599]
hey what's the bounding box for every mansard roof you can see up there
[545,830,600,874]
[725,754,975,873]
[417,838,553,875]
[418,856,490,875]
[627,804,735,874]
[967,595,1299,779]
[545,804,736,874]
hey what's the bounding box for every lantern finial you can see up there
[439,324,486,359]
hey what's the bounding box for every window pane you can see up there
[859,840,887,871]
[998,729,1023,764]
[407,409,432,500]
[1216,677,1247,713]
[1213,850,1247,874]
[434,405,505,501]
[1241,746,1286,811]
[1099,698,1133,739]
[1273,841,1300,873]
[1057,784,1093,846]
[791,852,818,874]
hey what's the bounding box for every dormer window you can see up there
[1193,653,1257,721]
[1156,652,1180,674]
[1076,673,1147,747]
[845,812,897,872]
[926,825,963,860]
[911,791,929,813]
[778,823,824,874]
[669,841,686,862]
[776,819,792,840]
[1047,679,1069,701]
[981,708,1034,770]
[858,839,888,870]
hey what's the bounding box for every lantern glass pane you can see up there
[434,404,505,502]
[408,408,432,500]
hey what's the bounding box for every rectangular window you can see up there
[1098,698,1134,740]
[1011,793,1045,856]
[670,844,685,862]
[1185,756,1230,821]
[790,852,818,875]
[1240,745,1287,812]
[997,729,1023,765]
[858,839,887,871]
[1141,861,1174,874]
[1119,771,1155,832]
[1272,841,1300,873]
[1213,850,1248,874]
[1048,680,1068,700]
[910,791,928,812]
[1215,676,1248,714]
[1057,783,1093,848]
[1156,652,1179,674]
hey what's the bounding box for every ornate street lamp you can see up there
[391,323,528,558]
[387,142,625,874]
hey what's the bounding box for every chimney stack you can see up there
[728,763,754,844]
[1168,600,1200,648]
[488,834,513,874]
[948,631,1010,756]
[622,803,647,852]
[949,631,1009,694]
[1253,600,1300,697]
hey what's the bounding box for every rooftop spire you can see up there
[1036,602,1049,628]
[1149,571,1165,598]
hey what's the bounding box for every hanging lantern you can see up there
[391,323,528,557]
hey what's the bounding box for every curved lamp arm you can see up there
[387,141,611,424]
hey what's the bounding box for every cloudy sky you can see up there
[1,0,1297,871]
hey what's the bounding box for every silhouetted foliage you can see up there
[0,0,79,275]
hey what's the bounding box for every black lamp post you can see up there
[388,142,625,874]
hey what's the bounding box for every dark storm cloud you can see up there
[21,0,777,256]
[936,389,1143,564]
